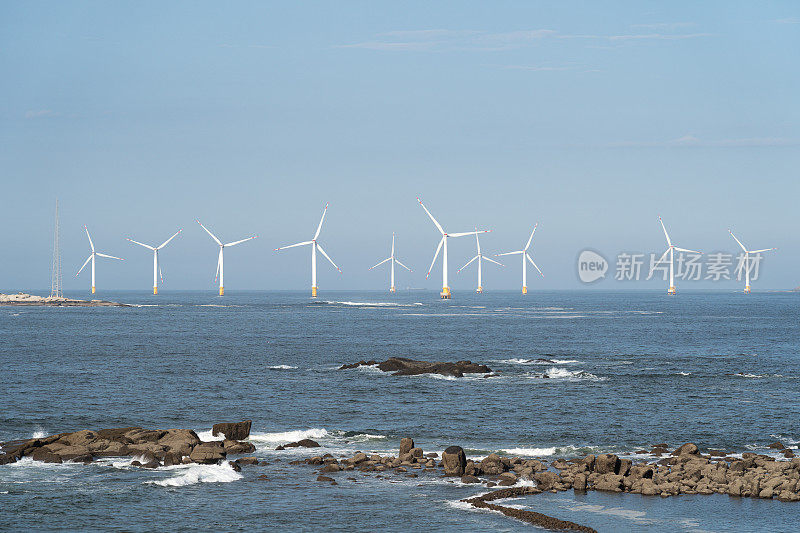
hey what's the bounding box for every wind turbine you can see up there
[496,224,543,294]
[197,220,257,296]
[126,229,182,294]
[655,216,701,295]
[729,230,776,294]
[457,229,504,293]
[76,226,123,294]
[275,203,341,298]
[418,197,489,299]
[369,233,412,293]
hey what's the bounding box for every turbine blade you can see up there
[484,256,504,267]
[197,220,222,246]
[749,248,776,253]
[525,223,538,250]
[426,237,444,279]
[369,257,391,270]
[313,203,329,240]
[496,250,523,257]
[316,244,341,272]
[674,247,702,254]
[658,216,672,246]
[654,248,671,265]
[449,230,490,238]
[159,265,164,284]
[728,230,747,252]
[84,226,95,252]
[526,253,544,277]
[127,238,155,250]
[275,241,313,251]
[395,259,412,272]
[214,249,221,282]
[157,229,182,249]
[76,255,92,275]
[457,255,478,273]
[417,197,444,235]
[96,253,123,260]
[475,229,481,254]
[225,235,257,247]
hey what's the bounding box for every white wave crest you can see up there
[31,428,47,439]
[497,358,580,365]
[249,428,328,444]
[267,365,297,370]
[320,301,422,307]
[147,462,241,487]
[526,367,604,381]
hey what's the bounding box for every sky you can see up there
[1,1,799,293]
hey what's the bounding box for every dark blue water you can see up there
[1,290,798,531]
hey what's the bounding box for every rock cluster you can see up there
[0,423,255,468]
[339,357,492,378]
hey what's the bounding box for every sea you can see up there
[1,290,798,532]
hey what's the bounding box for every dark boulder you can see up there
[340,357,491,378]
[212,420,252,441]
[442,446,467,476]
[282,439,321,449]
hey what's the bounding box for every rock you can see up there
[230,462,242,472]
[594,454,620,475]
[257,474,269,481]
[582,454,596,471]
[158,429,201,456]
[534,472,560,491]
[189,442,226,464]
[341,357,492,378]
[672,443,699,456]
[481,453,506,475]
[31,448,62,463]
[338,360,377,370]
[594,474,623,492]
[283,439,320,449]
[399,438,414,455]
[223,440,256,454]
[410,447,423,458]
[618,458,632,476]
[461,475,480,484]
[351,452,368,464]
[235,456,260,466]
[163,452,181,467]
[551,459,569,470]
[784,450,795,458]
[768,441,785,450]
[498,472,518,486]
[317,475,335,482]
[211,420,252,441]
[573,473,587,491]
[321,464,340,473]
[441,446,467,476]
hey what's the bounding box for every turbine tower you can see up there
[126,229,182,294]
[417,197,489,299]
[197,220,257,296]
[457,229,503,293]
[369,233,412,293]
[729,229,776,294]
[275,203,341,298]
[496,224,543,294]
[76,226,123,294]
[655,217,702,295]
[50,199,63,298]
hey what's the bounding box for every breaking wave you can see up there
[266,365,297,370]
[147,462,241,487]
[249,428,328,444]
[527,367,604,381]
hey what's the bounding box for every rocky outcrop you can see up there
[275,439,320,450]
[0,293,128,307]
[0,424,253,467]
[441,446,467,476]
[212,420,251,441]
[339,357,491,378]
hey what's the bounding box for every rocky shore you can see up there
[339,357,492,377]
[0,293,128,307]
[0,420,255,468]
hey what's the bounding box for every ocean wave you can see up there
[266,365,297,370]
[677,371,692,376]
[316,301,422,307]
[526,367,604,381]
[331,430,388,442]
[31,428,47,439]
[499,445,602,457]
[496,358,580,365]
[146,462,241,487]
[731,372,784,379]
[248,428,328,444]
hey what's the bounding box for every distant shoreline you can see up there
[0,293,128,307]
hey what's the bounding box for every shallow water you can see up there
[1,290,799,531]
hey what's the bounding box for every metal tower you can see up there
[50,199,63,298]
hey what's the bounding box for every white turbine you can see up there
[496,224,543,295]
[76,225,123,294]
[457,229,504,293]
[197,220,257,296]
[418,197,489,299]
[729,229,776,294]
[655,216,702,295]
[369,233,412,293]
[126,229,182,294]
[275,203,341,298]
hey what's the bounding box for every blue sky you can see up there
[1,1,799,292]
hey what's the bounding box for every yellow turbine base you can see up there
[153,287,158,295]
[91,286,96,294]
[312,286,318,298]
[477,286,483,294]
[219,286,224,296]
[668,286,676,295]
[522,286,527,295]
[390,286,396,293]
[440,286,451,299]
[744,286,751,294]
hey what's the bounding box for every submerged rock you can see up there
[339,357,491,378]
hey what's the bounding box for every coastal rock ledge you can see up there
[339,357,492,377]
[0,423,255,467]
[0,292,128,307]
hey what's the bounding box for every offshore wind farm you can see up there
[2,2,800,533]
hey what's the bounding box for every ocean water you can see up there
[1,290,799,532]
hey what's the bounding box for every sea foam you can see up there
[147,462,242,487]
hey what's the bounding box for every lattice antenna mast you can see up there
[50,199,63,298]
